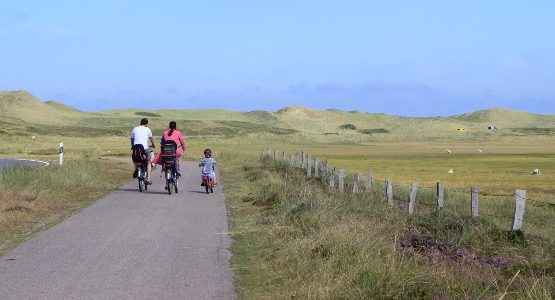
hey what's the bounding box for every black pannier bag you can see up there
[161,140,178,163]
[132,144,147,163]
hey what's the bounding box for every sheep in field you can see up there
[531,169,540,175]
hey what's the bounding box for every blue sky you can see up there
[1,1,554,116]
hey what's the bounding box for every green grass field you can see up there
[1,90,554,298]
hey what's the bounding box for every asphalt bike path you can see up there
[0,161,235,299]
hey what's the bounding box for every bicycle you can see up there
[163,160,179,195]
[136,160,148,192]
[202,173,214,194]
[132,144,150,192]
[161,141,180,195]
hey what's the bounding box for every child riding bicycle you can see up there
[199,148,217,186]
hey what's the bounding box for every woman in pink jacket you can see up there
[152,121,187,164]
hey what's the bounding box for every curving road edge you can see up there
[0,158,50,170]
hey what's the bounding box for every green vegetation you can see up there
[222,154,554,298]
[357,128,391,134]
[338,123,357,130]
[511,127,555,135]
[1,90,554,297]
[0,159,130,256]
[135,111,162,117]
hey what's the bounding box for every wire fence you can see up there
[262,148,554,234]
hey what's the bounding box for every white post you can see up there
[471,186,479,218]
[386,179,393,205]
[408,182,418,215]
[436,182,444,210]
[59,142,64,165]
[365,171,372,192]
[338,169,345,192]
[353,172,360,194]
[512,190,526,231]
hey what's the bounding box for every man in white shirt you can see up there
[131,118,156,184]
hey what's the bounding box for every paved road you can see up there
[0,161,235,299]
[0,158,49,170]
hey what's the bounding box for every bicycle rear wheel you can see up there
[138,177,146,193]
[166,170,172,195]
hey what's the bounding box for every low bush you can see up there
[358,128,391,134]
[338,124,357,130]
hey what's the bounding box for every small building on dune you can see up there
[488,125,497,131]
[457,128,467,132]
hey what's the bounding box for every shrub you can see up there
[339,123,357,130]
[135,111,162,117]
[358,128,391,134]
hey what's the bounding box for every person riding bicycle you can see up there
[199,148,217,186]
[131,118,155,184]
[152,121,187,172]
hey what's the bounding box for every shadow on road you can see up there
[188,190,213,194]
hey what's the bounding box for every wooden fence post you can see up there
[321,160,327,178]
[436,182,444,210]
[301,151,305,169]
[307,155,312,177]
[314,157,319,178]
[471,186,479,218]
[274,149,278,160]
[282,151,286,161]
[512,189,526,231]
[338,169,345,192]
[329,166,336,188]
[365,171,372,192]
[386,179,393,205]
[353,172,360,194]
[408,182,418,214]
[290,154,295,167]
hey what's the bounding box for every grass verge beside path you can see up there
[221,153,554,299]
[0,159,131,256]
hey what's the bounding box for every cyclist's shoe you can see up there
[146,179,152,185]
[201,181,205,186]
[132,169,138,178]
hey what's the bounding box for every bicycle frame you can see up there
[135,160,148,192]
[163,159,179,195]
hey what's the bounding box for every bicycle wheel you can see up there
[138,178,143,192]
[174,177,179,193]
[166,170,172,195]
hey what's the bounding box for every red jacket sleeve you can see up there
[179,132,187,150]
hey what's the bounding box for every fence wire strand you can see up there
[265,149,555,230]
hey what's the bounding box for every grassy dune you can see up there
[1,90,554,297]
